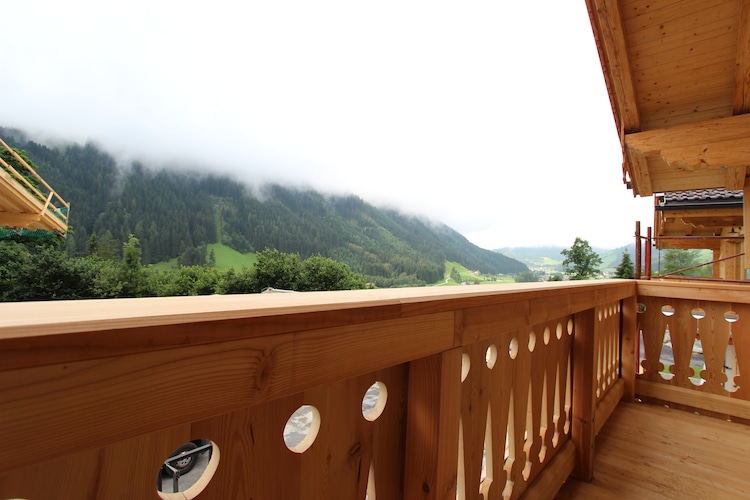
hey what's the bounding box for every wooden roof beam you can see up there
[657,139,750,173]
[625,148,653,195]
[626,114,750,151]
[586,0,643,194]
[733,0,750,114]
[659,207,743,219]
[624,114,750,194]
[585,0,640,134]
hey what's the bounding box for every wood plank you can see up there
[657,208,744,222]
[634,58,736,100]
[557,401,750,499]
[625,3,739,53]
[625,113,750,152]
[403,348,462,499]
[640,105,736,132]
[733,0,750,113]
[658,137,750,171]
[636,279,750,303]
[622,0,735,35]
[0,424,191,500]
[594,379,624,436]
[0,212,41,226]
[631,32,738,76]
[635,379,750,419]
[726,165,747,190]
[745,177,750,278]
[0,281,636,372]
[625,146,654,195]
[571,309,596,481]
[585,0,641,133]
[0,312,453,474]
[521,440,575,500]
[620,295,637,400]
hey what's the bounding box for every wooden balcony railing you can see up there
[1,280,638,499]
[0,137,69,235]
[635,281,750,423]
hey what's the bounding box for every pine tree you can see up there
[614,252,635,279]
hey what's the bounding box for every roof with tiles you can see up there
[659,189,743,209]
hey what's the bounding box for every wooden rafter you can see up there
[733,0,750,114]
[624,114,750,195]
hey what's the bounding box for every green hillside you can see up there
[207,243,257,270]
[1,127,527,287]
[151,243,257,271]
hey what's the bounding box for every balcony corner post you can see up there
[571,308,596,481]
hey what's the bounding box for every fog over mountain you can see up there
[1,1,654,249]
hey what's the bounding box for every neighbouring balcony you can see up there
[1,279,749,499]
[0,137,69,236]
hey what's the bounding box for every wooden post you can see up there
[635,221,642,279]
[645,227,652,280]
[743,177,750,279]
[403,348,463,499]
[621,295,637,401]
[571,309,596,481]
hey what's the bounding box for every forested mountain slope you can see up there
[1,128,527,285]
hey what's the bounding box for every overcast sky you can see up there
[2,1,654,249]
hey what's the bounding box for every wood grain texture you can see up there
[733,0,750,113]
[0,424,191,500]
[556,401,750,499]
[0,312,453,474]
[0,280,638,498]
[571,309,596,481]
[403,349,463,499]
[588,0,750,194]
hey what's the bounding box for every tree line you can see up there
[0,236,366,302]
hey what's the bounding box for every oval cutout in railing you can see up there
[543,327,551,345]
[486,344,498,369]
[284,405,321,453]
[637,303,646,313]
[567,318,574,335]
[157,439,218,499]
[362,381,388,421]
[661,305,675,317]
[528,331,536,352]
[556,322,563,340]
[724,311,739,323]
[509,338,519,359]
[691,308,706,321]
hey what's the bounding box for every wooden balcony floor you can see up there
[556,401,750,499]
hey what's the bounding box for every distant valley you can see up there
[497,245,637,278]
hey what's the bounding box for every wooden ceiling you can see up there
[585,0,750,196]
